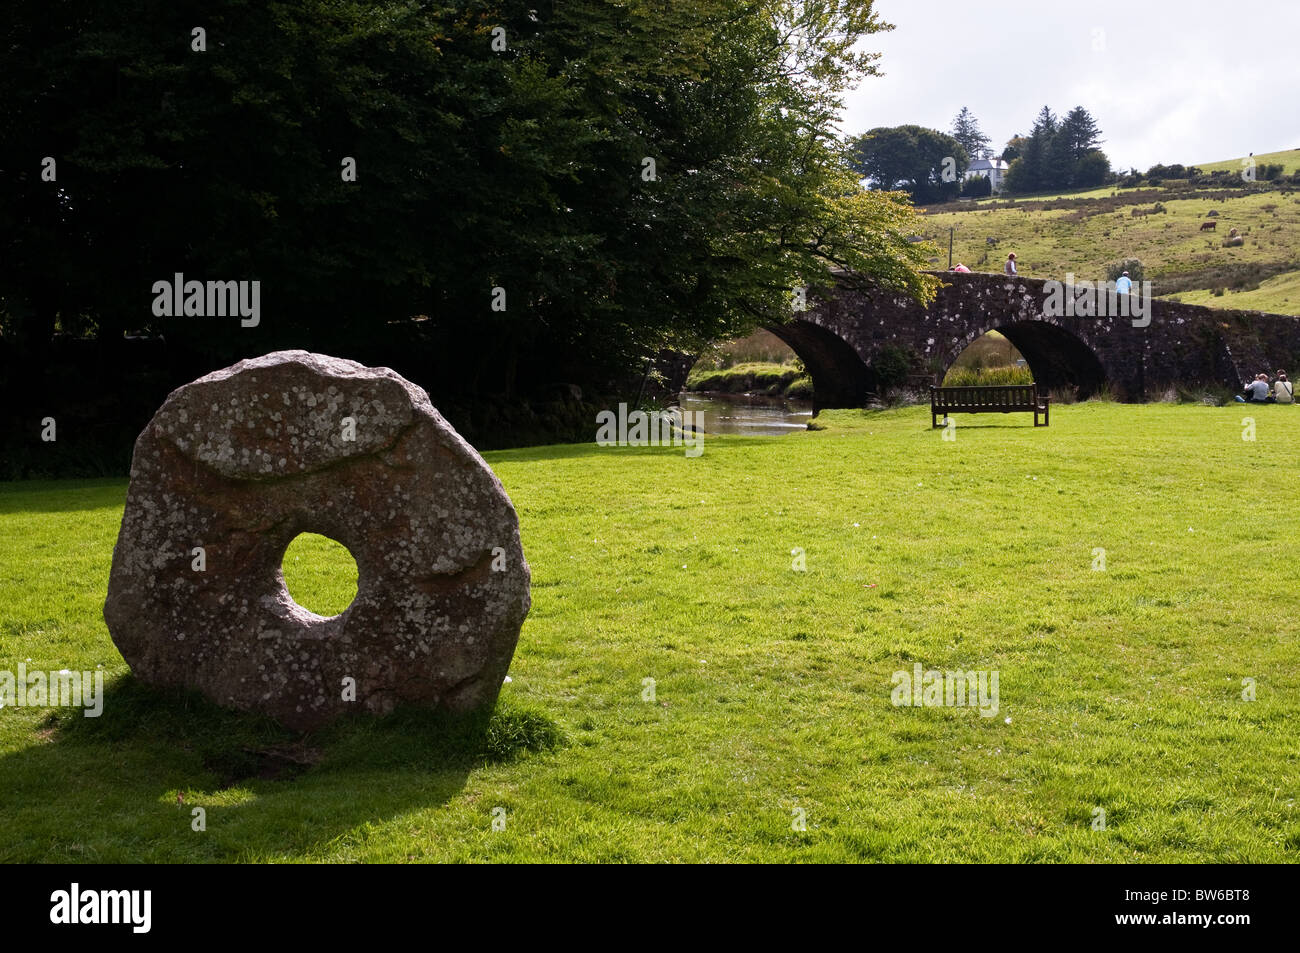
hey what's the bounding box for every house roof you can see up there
[969,158,1009,171]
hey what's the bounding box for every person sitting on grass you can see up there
[1236,373,1274,403]
[1274,370,1294,404]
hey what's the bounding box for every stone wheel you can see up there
[104,351,530,731]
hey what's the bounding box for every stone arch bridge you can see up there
[751,271,1300,410]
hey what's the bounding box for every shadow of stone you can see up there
[1,675,563,862]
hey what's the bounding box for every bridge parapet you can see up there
[768,270,1300,408]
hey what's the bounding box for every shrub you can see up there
[1146,163,1187,179]
[871,386,926,409]
[1176,385,1233,406]
[1075,150,1111,187]
[874,345,913,390]
[1086,382,1117,403]
[784,376,814,399]
[1106,258,1145,284]
[961,174,993,198]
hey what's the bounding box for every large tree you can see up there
[2,0,937,407]
[1003,104,1110,193]
[1012,106,1059,192]
[1060,106,1104,162]
[949,107,991,161]
[849,125,969,204]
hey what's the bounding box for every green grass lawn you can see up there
[2,402,1298,862]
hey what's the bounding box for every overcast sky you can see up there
[841,0,1300,172]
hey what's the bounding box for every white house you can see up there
[965,157,1009,194]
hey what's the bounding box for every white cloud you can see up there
[843,0,1300,171]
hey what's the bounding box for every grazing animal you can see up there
[1200,221,1217,231]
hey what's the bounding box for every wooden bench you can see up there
[930,384,1049,427]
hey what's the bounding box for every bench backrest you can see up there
[930,384,1041,409]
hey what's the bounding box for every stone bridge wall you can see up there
[766,271,1300,409]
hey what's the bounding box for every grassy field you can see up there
[2,402,1298,862]
[1195,149,1300,176]
[1171,269,1300,314]
[925,152,1300,315]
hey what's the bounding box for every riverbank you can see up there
[685,361,813,399]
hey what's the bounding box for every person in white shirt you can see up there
[1004,253,1017,276]
[1274,371,1294,404]
[1114,271,1133,294]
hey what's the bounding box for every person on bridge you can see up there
[1004,253,1017,276]
[950,263,971,273]
[1274,371,1294,404]
[1114,271,1133,294]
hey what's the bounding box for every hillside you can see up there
[920,150,1300,315]
[1194,148,1300,176]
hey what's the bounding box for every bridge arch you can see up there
[764,318,871,412]
[946,320,1109,398]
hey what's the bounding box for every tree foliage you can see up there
[1,0,938,403]
[848,125,969,205]
[1002,105,1110,194]
[961,173,992,198]
[949,107,991,161]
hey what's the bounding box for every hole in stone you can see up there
[280,533,358,617]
